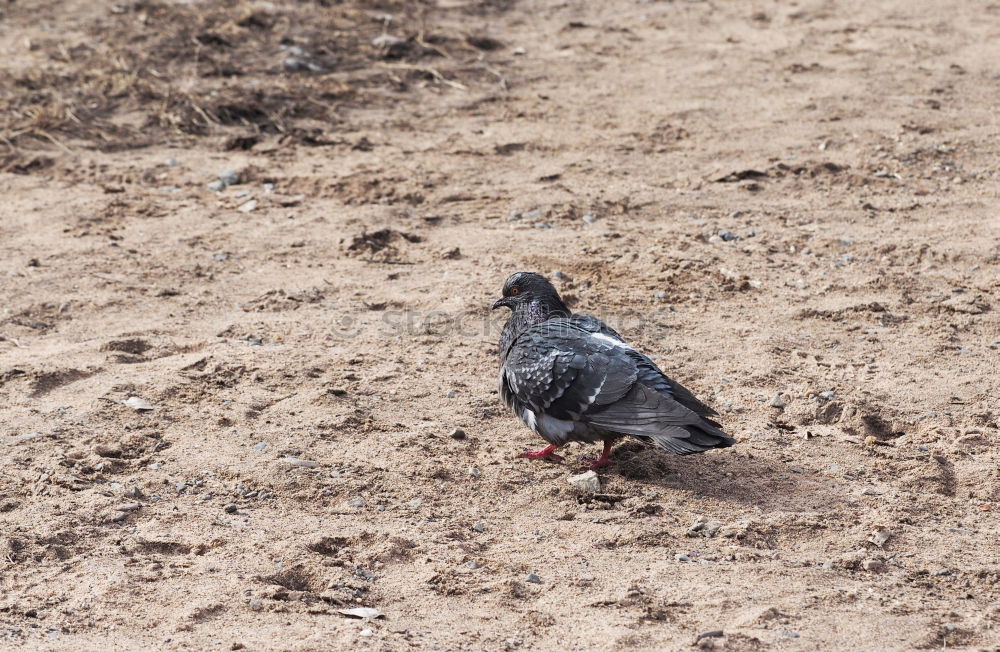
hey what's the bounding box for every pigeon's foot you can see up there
[580,439,617,471]
[581,456,614,471]
[520,444,564,463]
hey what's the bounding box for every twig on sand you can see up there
[35,130,74,156]
[378,63,467,90]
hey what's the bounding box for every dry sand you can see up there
[1,0,998,649]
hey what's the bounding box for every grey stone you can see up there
[567,471,601,493]
[525,573,542,584]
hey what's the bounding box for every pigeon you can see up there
[492,272,734,469]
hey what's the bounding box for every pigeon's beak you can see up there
[491,297,510,311]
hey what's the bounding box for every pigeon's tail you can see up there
[586,384,736,455]
[646,419,735,455]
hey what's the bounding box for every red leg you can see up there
[519,444,564,463]
[582,439,616,470]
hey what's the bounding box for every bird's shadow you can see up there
[606,441,847,513]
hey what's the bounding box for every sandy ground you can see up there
[1,0,999,649]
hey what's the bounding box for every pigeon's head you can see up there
[491,272,566,314]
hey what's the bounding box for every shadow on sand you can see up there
[607,440,848,513]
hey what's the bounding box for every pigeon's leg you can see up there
[582,439,617,470]
[519,444,564,462]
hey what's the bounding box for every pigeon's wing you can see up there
[631,353,720,418]
[574,312,718,418]
[501,320,637,445]
[503,320,733,453]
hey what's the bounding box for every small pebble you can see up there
[450,427,466,440]
[861,559,883,572]
[771,393,786,408]
[124,396,154,411]
[567,471,601,493]
[219,170,240,186]
[868,528,892,547]
[409,498,423,510]
[224,503,238,514]
[525,573,542,584]
[252,442,267,451]
[472,524,485,533]
[207,180,225,192]
[466,561,482,569]
[675,554,692,562]
[718,230,740,241]
[281,456,318,469]
[697,630,724,641]
[467,467,481,478]
[582,213,597,223]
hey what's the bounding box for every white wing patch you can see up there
[587,374,607,404]
[591,331,633,351]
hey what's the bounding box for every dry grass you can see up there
[0,0,506,159]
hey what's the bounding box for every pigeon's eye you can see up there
[510,287,521,296]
